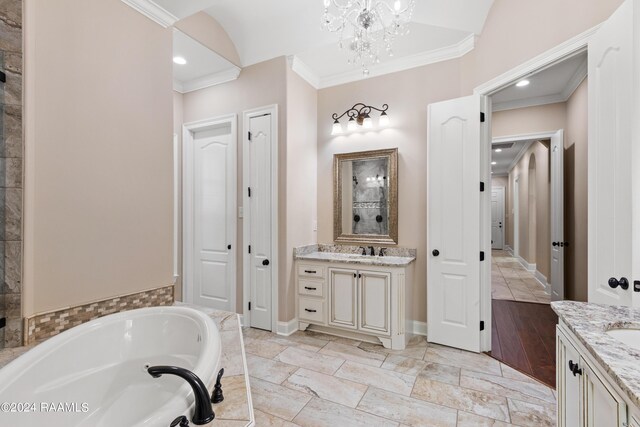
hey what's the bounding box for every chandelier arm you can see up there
[332,103,388,122]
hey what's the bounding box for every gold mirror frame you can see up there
[333,148,398,245]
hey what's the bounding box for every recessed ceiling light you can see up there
[516,79,530,87]
[173,56,187,65]
[494,148,502,152]
[491,161,497,165]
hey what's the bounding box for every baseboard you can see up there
[277,318,298,336]
[533,270,551,294]
[504,246,513,256]
[409,320,428,337]
[238,314,245,327]
[516,256,536,272]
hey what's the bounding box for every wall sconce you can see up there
[331,103,390,135]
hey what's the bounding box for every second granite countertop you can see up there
[552,301,640,408]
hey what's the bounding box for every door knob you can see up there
[432,249,440,257]
[262,259,270,266]
[609,277,620,288]
[619,277,630,290]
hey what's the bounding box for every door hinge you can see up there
[480,321,485,331]
[480,182,485,192]
[480,112,485,122]
[248,302,251,311]
[0,317,5,329]
[480,251,485,261]
[248,187,251,198]
[0,71,5,83]
[248,245,251,254]
[248,131,252,141]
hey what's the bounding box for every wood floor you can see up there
[489,299,558,388]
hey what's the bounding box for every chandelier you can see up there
[321,0,415,75]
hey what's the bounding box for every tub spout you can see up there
[148,365,215,425]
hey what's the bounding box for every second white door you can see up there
[191,124,236,311]
[491,187,505,250]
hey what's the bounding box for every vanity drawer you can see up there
[298,264,325,278]
[299,279,324,297]
[299,298,325,324]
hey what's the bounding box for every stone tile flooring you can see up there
[244,327,556,426]
[492,250,550,304]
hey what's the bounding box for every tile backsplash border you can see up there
[23,284,174,345]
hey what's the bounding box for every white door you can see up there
[427,95,482,353]
[359,270,391,335]
[513,176,519,256]
[191,126,236,311]
[248,114,273,330]
[329,268,358,330]
[491,187,505,250]
[588,0,636,306]
[550,130,565,301]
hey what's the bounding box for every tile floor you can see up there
[244,327,557,426]
[492,250,550,304]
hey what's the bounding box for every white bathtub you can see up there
[0,306,221,426]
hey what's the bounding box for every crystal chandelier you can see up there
[321,0,415,75]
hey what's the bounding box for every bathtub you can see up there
[0,306,221,426]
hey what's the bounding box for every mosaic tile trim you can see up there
[23,285,174,345]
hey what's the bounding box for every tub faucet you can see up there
[368,246,375,256]
[358,246,367,255]
[147,365,215,425]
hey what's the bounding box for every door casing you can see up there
[473,25,598,351]
[242,105,279,331]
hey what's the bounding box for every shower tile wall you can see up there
[0,0,23,348]
[352,158,389,235]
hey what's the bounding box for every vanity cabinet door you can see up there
[359,270,391,335]
[582,359,627,427]
[557,327,582,427]
[329,268,358,330]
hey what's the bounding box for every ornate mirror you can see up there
[333,148,398,245]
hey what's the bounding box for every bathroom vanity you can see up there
[553,301,640,427]
[294,245,415,350]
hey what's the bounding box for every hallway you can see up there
[491,250,550,304]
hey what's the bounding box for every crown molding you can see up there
[319,33,475,89]
[560,56,588,100]
[121,0,178,28]
[288,56,320,89]
[174,67,242,94]
[289,33,475,90]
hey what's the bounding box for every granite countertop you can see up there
[552,301,640,408]
[294,244,416,267]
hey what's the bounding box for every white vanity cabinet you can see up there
[557,324,632,427]
[297,259,413,350]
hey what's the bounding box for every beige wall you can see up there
[565,78,588,301]
[506,141,551,279]
[284,67,318,321]
[317,60,462,323]
[460,0,623,93]
[23,0,174,316]
[174,12,241,67]
[492,103,567,137]
[182,57,288,316]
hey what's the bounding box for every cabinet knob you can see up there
[432,249,440,257]
[568,360,582,376]
[262,259,270,266]
[609,277,630,290]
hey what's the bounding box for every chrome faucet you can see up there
[368,246,375,256]
[358,246,367,255]
[148,365,215,425]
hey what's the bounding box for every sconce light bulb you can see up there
[379,112,390,127]
[324,0,331,7]
[394,0,401,12]
[347,118,358,131]
[363,116,373,129]
[331,120,343,135]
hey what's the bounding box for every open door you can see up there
[588,0,636,306]
[550,130,564,301]
[427,95,483,353]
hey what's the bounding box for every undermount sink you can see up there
[606,328,640,351]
